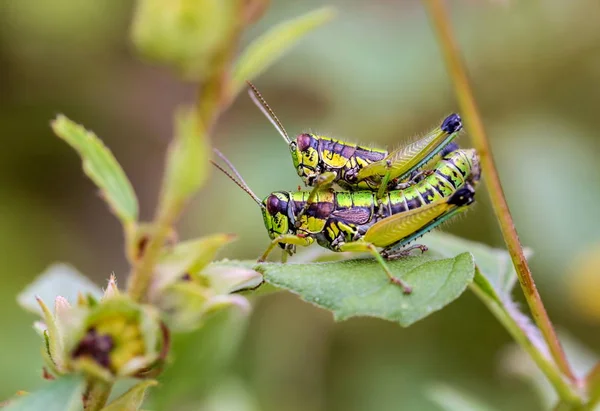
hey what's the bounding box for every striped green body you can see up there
[262,148,480,253]
[291,133,388,190]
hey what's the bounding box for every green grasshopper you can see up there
[247,82,463,206]
[211,147,480,294]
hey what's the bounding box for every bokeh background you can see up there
[1,0,600,410]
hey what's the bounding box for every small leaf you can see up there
[102,380,157,411]
[160,107,209,212]
[18,263,103,315]
[35,297,65,371]
[156,233,237,288]
[257,252,474,327]
[3,375,84,411]
[51,115,138,224]
[427,384,499,411]
[201,262,263,294]
[102,274,120,300]
[231,6,336,96]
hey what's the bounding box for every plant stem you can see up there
[422,0,575,383]
[128,60,237,303]
[469,277,581,405]
[127,205,178,302]
[83,380,112,411]
[584,364,600,410]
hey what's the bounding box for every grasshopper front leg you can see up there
[295,171,337,227]
[258,234,315,262]
[336,241,412,294]
[374,161,393,219]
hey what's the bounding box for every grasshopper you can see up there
[247,82,463,210]
[211,147,480,294]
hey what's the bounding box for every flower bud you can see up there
[69,296,165,381]
[131,0,243,79]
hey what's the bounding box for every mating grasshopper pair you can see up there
[212,84,480,293]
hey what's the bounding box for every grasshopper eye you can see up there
[296,133,312,152]
[266,195,280,215]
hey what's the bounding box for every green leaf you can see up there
[160,107,209,211]
[102,380,157,411]
[35,296,65,371]
[17,263,102,315]
[427,384,499,411]
[257,252,474,327]
[3,375,84,411]
[51,115,138,224]
[231,6,336,96]
[156,233,238,288]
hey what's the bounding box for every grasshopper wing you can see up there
[356,114,462,182]
[363,185,474,248]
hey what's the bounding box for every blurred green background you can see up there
[1,0,600,410]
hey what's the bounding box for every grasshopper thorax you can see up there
[290,133,320,184]
[262,192,294,240]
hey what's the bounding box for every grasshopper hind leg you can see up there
[336,240,413,294]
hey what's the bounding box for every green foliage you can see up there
[231,6,336,95]
[50,115,139,226]
[3,375,84,411]
[257,251,474,326]
[160,107,210,213]
[102,380,157,411]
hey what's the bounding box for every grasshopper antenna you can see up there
[246,81,291,145]
[211,148,264,208]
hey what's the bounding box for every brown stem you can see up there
[422,0,575,382]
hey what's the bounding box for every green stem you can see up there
[422,0,575,383]
[83,380,112,411]
[583,364,600,410]
[127,203,179,302]
[469,277,581,406]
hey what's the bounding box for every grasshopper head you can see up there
[261,192,293,241]
[290,133,320,184]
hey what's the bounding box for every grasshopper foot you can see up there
[390,276,412,294]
